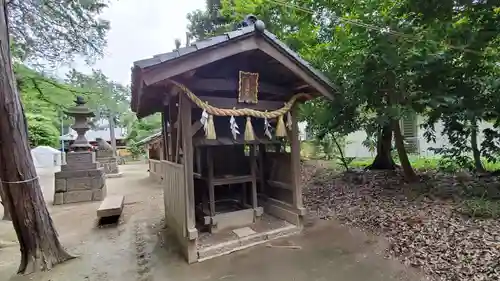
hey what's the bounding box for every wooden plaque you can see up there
[238,71,259,104]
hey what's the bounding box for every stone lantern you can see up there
[65,96,94,151]
[53,96,107,205]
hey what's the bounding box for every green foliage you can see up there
[65,69,131,127]
[187,0,233,40]
[126,114,163,144]
[361,135,377,155]
[15,62,133,148]
[25,113,59,148]
[9,0,110,63]
[127,142,145,160]
[350,156,500,173]
[16,63,87,135]
[187,0,500,175]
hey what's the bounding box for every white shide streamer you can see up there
[230,116,240,140]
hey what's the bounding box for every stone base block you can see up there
[53,168,106,205]
[64,190,93,203]
[93,186,107,201]
[96,150,114,158]
[61,151,98,171]
[66,151,95,164]
[61,162,99,171]
[53,193,64,205]
[97,160,119,174]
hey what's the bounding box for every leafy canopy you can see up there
[8,0,110,64]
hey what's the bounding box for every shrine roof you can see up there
[132,26,336,94]
[130,15,339,117]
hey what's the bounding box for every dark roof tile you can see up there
[226,25,254,39]
[177,45,198,56]
[132,24,338,95]
[193,34,228,49]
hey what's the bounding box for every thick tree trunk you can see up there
[0,0,74,274]
[470,118,485,173]
[392,120,418,182]
[367,125,396,170]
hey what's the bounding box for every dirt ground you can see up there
[0,164,426,281]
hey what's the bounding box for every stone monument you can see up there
[53,97,107,205]
[95,138,122,177]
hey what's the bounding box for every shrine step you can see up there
[197,223,299,261]
[97,195,124,219]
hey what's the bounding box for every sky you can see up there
[65,0,206,86]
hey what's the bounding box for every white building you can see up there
[344,115,494,158]
[30,146,62,168]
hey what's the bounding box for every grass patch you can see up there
[457,198,500,218]
[348,156,500,172]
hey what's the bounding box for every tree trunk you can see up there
[0,186,10,220]
[392,120,418,182]
[367,125,396,170]
[108,115,117,156]
[470,118,485,173]
[0,0,74,274]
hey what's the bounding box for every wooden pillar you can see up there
[206,148,215,217]
[250,145,258,210]
[169,96,178,162]
[258,144,266,197]
[161,110,169,160]
[289,105,303,209]
[180,94,197,241]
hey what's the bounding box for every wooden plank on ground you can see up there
[97,195,125,218]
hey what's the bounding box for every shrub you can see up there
[26,113,59,148]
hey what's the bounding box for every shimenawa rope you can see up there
[169,80,310,118]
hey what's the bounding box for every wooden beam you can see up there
[183,78,290,96]
[191,120,202,136]
[142,38,259,86]
[294,84,309,90]
[255,37,334,100]
[173,120,202,136]
[194,96,286,111]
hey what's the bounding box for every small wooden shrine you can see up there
[130,15,337,263]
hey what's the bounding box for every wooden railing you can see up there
[162,160,187,239]
[149,159,163,182]
[265,152,293,204]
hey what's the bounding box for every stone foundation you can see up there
[54,151,107,205]
[96,150,120,175]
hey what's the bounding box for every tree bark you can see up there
[392,120,418,182]
[0,0,74,274]
[367,125,396,170]
[470,118,485,173]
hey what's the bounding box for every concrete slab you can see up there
[189,220,426,281]
[105,172,123,179]
[232,227,257,238]
[97,195,124,218]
